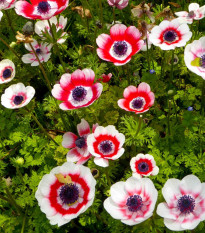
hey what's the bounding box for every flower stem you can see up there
[0,37,21,59]
[99,0,103,28]
[136,115,143,136]
[47,19,67,72]
[201,80,205,116]
[170,49,174,81]
[145,35,150,71]
[27,109,59,146]
[113,7,116,24]
[160,51,165,79]
[4,10,16,36]
[105,168,112,187]
[21,207,27,233]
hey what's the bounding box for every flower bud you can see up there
[167,90,174,95]
[16,157,24,166]
[91,168,99,178]
[22,22,34,36]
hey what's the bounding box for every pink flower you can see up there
[118,82,155,114]
[52,69,103,110]
[157,175,205,231]
[22,39,52,66]
[35,162,96,226]
[0,0,16,10]
[107,0,129,10]
[96,24,143,66]
[149,19,192,50]
[99,73,112,83]
[87,125,125,167]
[62,119,98,165]
[175,3,205,24]
[130,153,159,179]
[104,177,158,225]
[15,0,69,20]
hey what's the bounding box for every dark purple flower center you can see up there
[59,183,79,205]
[35,48,41,54]
[177,195,195,214]
[200,55,205,68]
[138,162,149,173]
[163,30,177,43]
[72,86,87,102]
[113,41,128,56]
[99,140,113,154]
[188,11,196,18]
[13,96,24,105]
[37,1,51,14]
[3,68,12,79]
[131,97,145,109]
[75,137,86,148]
[126,195,143,212]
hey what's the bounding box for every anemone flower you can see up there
[0,59,15,84]
[157,174,205,231]
[118,82,155,114]
[87,125,125,167]
[1,83,35,109]
[52,69,103,110]
[62,119,98,164]
[15,0,69,20]
[104,177,158,225]
[107,0,129,10]
[149,19,192,50]
[96,24,143,66]
[35,162,96,226]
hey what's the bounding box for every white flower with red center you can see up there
[104,177,158,225]
[175,3,205,24]
[149,19,192,50]
[22,39,52,66]
[184,36,205,80]
[130,154,159,179]
[15,0,69,20]
[0,59,15,84]
[157,174,205,231]
[118,82,155,114]
[96,24,143,66]
[98,73,112,83]
[1,83,35,109]
[62,119,98,165]
[0,0,16,10]
[52,69,103,110]
[107,0,129,10]
[35,162,96,227]
[35,16,67,44]
[87,125,125,167]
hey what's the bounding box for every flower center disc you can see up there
[37,1,51,14]
[99,140,113,155]
[59,183,79,205]
[113,41,128,56]
[163,30,178,43]
[36,48,41,54]
[72,86,87,102]
[138,162,149,173]
[3,68,12,79]
[13,96,24,105]
[126,195,143,212]
[188,11,196,18]
[131,97,145,110]
[177,195,195,214]
[200,55,205,68]
[75,137,86,148]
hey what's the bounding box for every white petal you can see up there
[110,181,128,204]
[94,157,109,167]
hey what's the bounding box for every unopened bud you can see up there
[22,22,34,36]
[16,157,24,165]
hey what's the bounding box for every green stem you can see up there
[27,109,59,146]
[5,187,24,216]
[47,19,67,72]
[167,100,171,136]
[16,167,25,184]
[136,115,143,136]
[113,7,116,24]
[4,10,16,36]
[21,208,27,233]
[145,35,150,71]
[105,168,112,187]
[172,98,178,123]
[99,0,103,28]
[201,80,205,116]
[0,37,21,59]
[170,49,174,81]
[151,45,155,70]
[160,51,165,79]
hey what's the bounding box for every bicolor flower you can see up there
[118,82,155,114]
[104,177,158,225]
[87,125,125,167]
[130,153,159,179]
[149,19,192,50]
[52,69,103,110]
[175,3,205,24]
[15,0,69,20]
[1,83,35,109]
[22,39,52,66]
[184,36,205,80]
[35,16,67,44]
[0,59,15,84]
[0,0,16,10]
[62,119,98,165]
[96,24,143,66]
[157,174,205,231]
[35,162,96,227]
[98,73,112,83]
[107,0,129,10]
